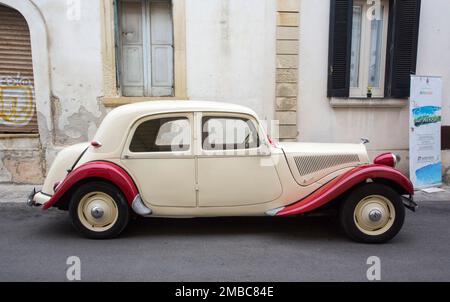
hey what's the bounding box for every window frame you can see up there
[327,0,421,100]
[100,0,187,107]
[117,0,174,97]
[349,0,389,98]
[123,112,194,158]
[201,116,260,152]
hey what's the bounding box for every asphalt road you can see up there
[0,198,449,281]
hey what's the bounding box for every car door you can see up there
[121,113,196,207]
[196,112,282,207]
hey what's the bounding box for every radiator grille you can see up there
[293,154,360,176]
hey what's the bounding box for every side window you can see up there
[130,117,190,152]
[202,117,260,151]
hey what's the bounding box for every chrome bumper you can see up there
[402,195,418,212]
[27,188,52,207]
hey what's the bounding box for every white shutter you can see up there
[120,0,145,96]
[150,1,174,96]
[119,0,174,97]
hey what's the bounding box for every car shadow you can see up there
[121,214,346,242]
[31,205,347,242]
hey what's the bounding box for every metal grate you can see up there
[0,5,38,133]
[294,154,360,176]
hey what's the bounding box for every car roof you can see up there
[112,100,258,116]
[93,100,260,154]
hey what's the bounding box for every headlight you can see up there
[374,153,399,168]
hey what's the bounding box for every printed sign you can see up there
[409,76,442,189]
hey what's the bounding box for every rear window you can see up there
[129,117,191,152]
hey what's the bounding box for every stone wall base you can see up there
[0,137,44,184]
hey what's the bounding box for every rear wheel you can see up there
[69,181,130,239]
[339,183,405,243]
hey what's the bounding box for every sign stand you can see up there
[409,75,443,189]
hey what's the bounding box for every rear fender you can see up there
[276,164,413,216]
[42,161,139,210]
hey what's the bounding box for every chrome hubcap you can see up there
[77,192,118,232]
[91,206,104,219]
[369,209,382,222]
[354,195,396,236]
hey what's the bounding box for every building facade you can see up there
[0,0,449,184]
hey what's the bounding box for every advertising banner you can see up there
[409,76,442,189]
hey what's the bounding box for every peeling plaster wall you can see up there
[3,0,447,184]
[1,0,278,183]
[32,0,106,146]
[0,0,106,183]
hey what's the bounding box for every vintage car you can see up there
[28,101,417,242]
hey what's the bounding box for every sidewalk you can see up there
[0,183,449,204]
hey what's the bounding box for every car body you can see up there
[28,101,416,242]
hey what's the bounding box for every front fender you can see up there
[276,164,413,216]
[42,161,139,210]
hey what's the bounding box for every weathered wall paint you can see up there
[1,0,450,184]
[0,0,277,183]
[31,0,105,145]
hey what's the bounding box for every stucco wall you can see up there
[31,0,105,146]
[185,0,276,122]
[34,0,276,139]
[0,0,277,183]
[298,0,450,176]
[2,0,449,184]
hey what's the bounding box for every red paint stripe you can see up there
[277,164,413,216]
[43,161,138,210]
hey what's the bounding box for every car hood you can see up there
[279,142,370,186]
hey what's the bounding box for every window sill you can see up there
[330,97,408,108]
[0,133,39,139]
[102,96,189,107]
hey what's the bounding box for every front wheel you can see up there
[339,183,405,243]
[69,181,130,239]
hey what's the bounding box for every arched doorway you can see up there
[0,4,38,133]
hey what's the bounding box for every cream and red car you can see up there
[28,101,416,242]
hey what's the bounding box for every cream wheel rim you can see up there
[354,195,395,236]
[77,192,118,232]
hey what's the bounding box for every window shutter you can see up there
[327,0,353,98]
[119,0,145,97]
[385,0,421,98]
[114,0,121,90]
[150,1,174,97]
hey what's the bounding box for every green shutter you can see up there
[327,0,353,98]
[385,0,421,98]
